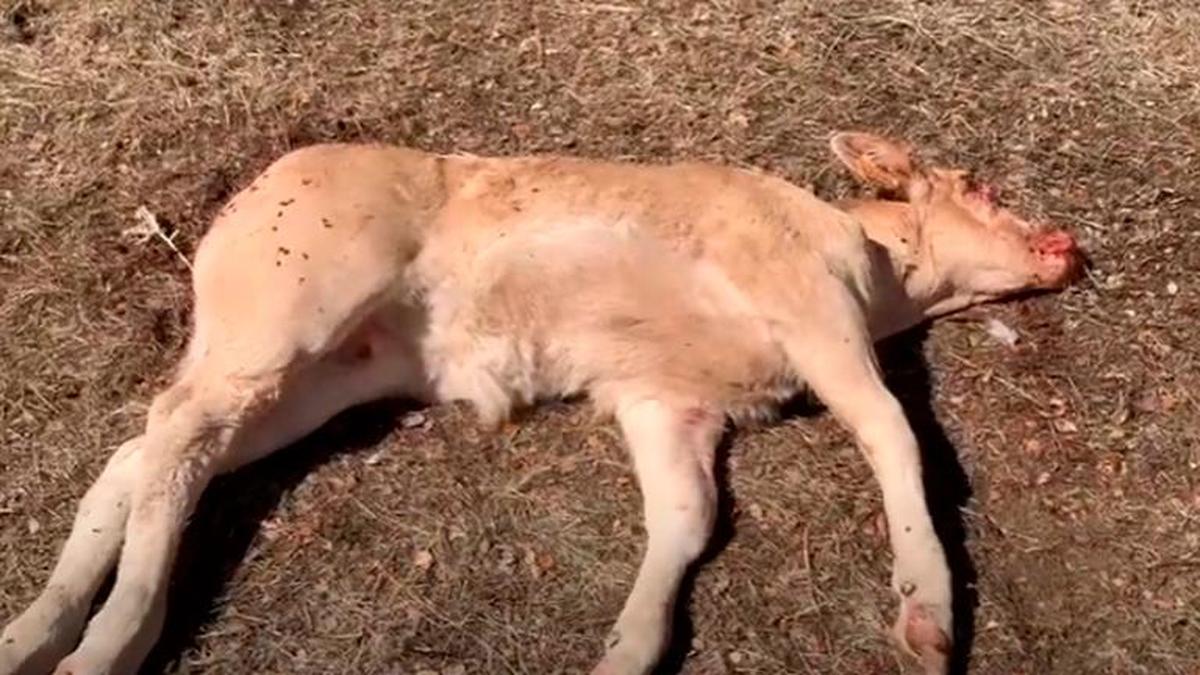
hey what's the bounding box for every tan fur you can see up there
[0,133,1081,675]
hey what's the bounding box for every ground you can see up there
[1,1,1198,674]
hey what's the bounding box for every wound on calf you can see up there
[353,342,373,361]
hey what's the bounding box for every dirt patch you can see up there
[1,1,1198,673]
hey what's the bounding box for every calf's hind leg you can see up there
[46,326,419,675]
[0,439,141,675]
[592,398,724,675]
[46,370,282,675]
[0,327,417,675]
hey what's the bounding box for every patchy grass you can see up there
[1,1,1198,673]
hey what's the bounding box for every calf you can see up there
[0,132,1082,675]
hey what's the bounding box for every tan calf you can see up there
[0,132,1082,675]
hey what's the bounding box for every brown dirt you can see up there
[1,1,1198,674]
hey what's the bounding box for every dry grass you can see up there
[2,1,1198,673]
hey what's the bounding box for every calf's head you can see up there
[830,132,1084,314]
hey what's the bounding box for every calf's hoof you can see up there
[893,598,952,675]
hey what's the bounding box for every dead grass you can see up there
[2,1,1199,673]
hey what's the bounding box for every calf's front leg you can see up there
[591,397,724,675]
[782,296,953,674]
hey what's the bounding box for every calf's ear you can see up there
[829,132,919,194]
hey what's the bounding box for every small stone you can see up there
[984,318,1019,347]
[496,545,517,574]
[1022,438,1044,456]
[26,517,40,535]
[1166,281,1179,295]
[401,411,428,429]
[413,549,434,571]
[1053,419,1079,433]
